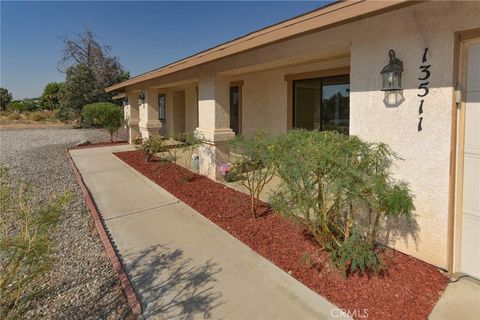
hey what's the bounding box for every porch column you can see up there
[195,74,235,180]
[126,92,140,143]
[139,88,162,138]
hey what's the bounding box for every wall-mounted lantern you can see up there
[122,97,128,107]
[381,49,405,107]
[138,92,145,104]
[381,49,403,91]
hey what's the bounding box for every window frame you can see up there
[158,94,166,121]
[292,74,350,133]
[229,81,243,135]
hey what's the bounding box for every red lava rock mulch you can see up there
[114,150,448,320]
[71,141,127,150]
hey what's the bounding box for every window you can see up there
[158,94,166,121]
[230,86,241,135]
[293,75,349,134]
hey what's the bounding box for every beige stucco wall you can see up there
[185,85,198,132]
[348,1,479,268]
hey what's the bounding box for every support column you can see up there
[195,74,235,180]
[138,88,162,139]
[126,91,140,144]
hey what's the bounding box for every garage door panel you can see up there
[462,156,480,213]
[461,212,480,278]
[461,41,480,279]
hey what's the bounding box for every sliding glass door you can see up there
[293,75,350,134]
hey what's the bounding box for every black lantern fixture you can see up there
[138,92,145,103]
[122,97,128,106]
[381,49,403,91]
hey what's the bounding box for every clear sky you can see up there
[1,1,330,99]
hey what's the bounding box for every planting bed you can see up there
[114,150,448,320]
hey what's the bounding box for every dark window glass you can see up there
[230,86,240,134]
[293,75,350,134]
[294,79,321,130]
[158,94,166,120]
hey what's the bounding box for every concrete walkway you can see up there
[429,276,480,320]
[70,145,344,320]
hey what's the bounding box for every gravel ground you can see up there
[0,127,133,319]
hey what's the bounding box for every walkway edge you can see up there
[66,148,142,316]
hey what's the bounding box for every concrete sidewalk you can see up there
[70,145,344,320]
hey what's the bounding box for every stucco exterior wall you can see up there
[185,85,198,133]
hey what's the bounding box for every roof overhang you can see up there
[112,92,126,100]
[106,0,413,93]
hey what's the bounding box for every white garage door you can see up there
[461,41,480,279]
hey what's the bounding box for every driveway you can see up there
[70,145,344,320]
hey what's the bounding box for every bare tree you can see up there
[57,27,129,120]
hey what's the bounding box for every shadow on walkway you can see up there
[124,244,225,319]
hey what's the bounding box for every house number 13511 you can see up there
[417,48,431,131]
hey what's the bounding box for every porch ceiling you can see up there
[218,53,350,76]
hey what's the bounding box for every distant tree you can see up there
[58,27,129,121]
[58,64,97,120]
[41,82,63,110]
[0,88,13,111]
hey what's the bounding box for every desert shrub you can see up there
[7,113,22,120]
[230,131,275,218]
[134,135,166,162]
[0,165,70,318]
[81,102,123,141]
[29,112,46,121]
[269,129,414,274]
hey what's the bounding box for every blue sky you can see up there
[1,1,329,99]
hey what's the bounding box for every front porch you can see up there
[122,52,351,181]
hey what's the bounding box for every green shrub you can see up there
[82,102,123,141]
[134,135,166,162]
[230,131,275,218]
[0,165,70,318]
[269,129,414,274]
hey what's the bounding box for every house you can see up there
[106,1,480,279]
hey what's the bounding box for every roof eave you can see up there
[105,0,412,93]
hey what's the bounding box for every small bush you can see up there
[329,232,384,276]
[230,131,275,218]
[0,165,70,318]
[82,102,123,141]
[134,135,166,162]
[269,129,414,275]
